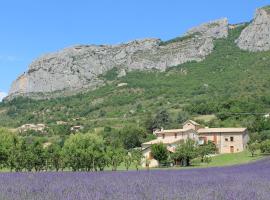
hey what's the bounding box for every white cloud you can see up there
[0,92,7,102]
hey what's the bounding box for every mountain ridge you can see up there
[1,22,270,139]
[6,6,270,100]
[7,18,228,100]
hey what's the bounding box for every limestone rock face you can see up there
[187,18,228,38]
[237,7,270,51]
[8,18,228,99]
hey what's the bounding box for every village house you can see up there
[56,121,68,125]
[70,125,84,132]
[18,123,46,133]
[141,120,249,167]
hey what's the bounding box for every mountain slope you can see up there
[8,18,228,99]
[8,6,270,100]
[1,6,270,141]
[1,25,270,138]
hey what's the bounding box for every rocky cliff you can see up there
[7,18,228,99]
[237,6,270,51]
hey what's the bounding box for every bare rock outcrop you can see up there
[8,18,228,99]
[237,6,270,51]
[187,18,228,38]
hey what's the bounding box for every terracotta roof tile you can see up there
[142,137,185,145]
[197,128,247,133]
[154,128,191,134]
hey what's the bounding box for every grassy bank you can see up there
[149,151,265,171]
[191,150,264,168]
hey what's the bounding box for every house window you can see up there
[174,133,177,138]
[230,137,234,142]
[162,134,165,139]
[198,139,204,145]
[225,138,228,142]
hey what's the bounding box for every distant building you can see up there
[117,83,128,87]
[43,142,52,148]
[56,121,68,125]
[18,124,46,133]
[141,120,249,168]
[70,125,84,132]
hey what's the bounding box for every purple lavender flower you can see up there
[0,159,269,200]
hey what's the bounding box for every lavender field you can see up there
[0,159,269,200]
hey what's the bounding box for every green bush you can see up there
[260,140,270,154]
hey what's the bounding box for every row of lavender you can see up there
[0,158,269,200]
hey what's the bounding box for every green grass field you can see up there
[148,151,265,171]
[191,150,264,168]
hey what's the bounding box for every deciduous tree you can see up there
[151,143,168,167]
[173,139,198,166]
[248,141,260,157]
[131,149,143,171]
[198,141,216,162]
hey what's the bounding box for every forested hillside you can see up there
[1,25,270,143]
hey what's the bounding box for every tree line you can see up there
[0,126,217,172]
[0,128,143,172]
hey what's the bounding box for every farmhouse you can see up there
[141,120,249,167]
[18,123,46,133]
[70,125,84,132]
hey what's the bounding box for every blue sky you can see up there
[0,0,269,96]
